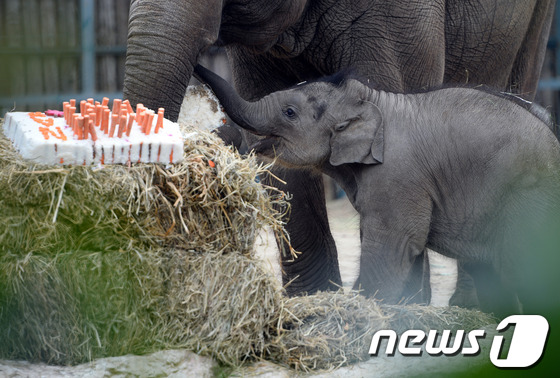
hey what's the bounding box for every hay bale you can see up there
[264,292,496,372]
[0,118,286,365]
[266,290,390,371]
[156,250,283,366]
[381,304,497,334]
[0,249,163,365]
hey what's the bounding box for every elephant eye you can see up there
[283,107,296,118]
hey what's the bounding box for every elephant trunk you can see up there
[193,65,274,135]
[124,0,223,121]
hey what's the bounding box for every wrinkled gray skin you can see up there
[124,0,556,305]
[195,65,560,316]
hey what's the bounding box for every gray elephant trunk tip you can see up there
[193,65,265,134]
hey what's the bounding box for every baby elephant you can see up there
[194,65,560,316]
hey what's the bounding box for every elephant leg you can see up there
[449,260,480,309]
[507,0,555,100]
[264,167,342,296]
[460,262,521,318]
[354,191,432,303]
[400,250,431,304]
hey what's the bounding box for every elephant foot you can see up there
[449,287,480,309]
[449,260,480,309]
[455,261,521,318]
[400,251,431,305]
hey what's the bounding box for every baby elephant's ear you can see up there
[329,103,384,166]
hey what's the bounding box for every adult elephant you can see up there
[123,0,555,306]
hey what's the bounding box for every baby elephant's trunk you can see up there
[193,65,271,135]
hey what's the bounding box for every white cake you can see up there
[3,101,184,166]
[178,85,226,132]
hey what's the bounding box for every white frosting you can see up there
[3,111,184,166]
[178,85,226,132]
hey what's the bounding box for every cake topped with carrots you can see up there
[3,98,183,166]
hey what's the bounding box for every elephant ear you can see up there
[329,103,384,166]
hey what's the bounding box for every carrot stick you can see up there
[83,115,90,140]
[123,99,133,114]
[118,115,127,138]
[95,105,103,126]
[137,110,145,128]
[88,111,97,128]
[70,99,76,108]
[112,99,122,116]
[72,114,79,135]
[110,114,119,137]
[126,114,135,137]
[80,100,86,116]
[89,120,98,141]
[102,109,110,134]
[63,102,70,123]
[144,112,155,135]
[87,98,94,105]
[68,106,76,128]
[77,116,84,140]
[155,108,164,133]
[102,97,109,107]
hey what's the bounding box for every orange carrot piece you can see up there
[73,114,80,135]
[137,110,145,129]
[155,108,164,133]
[122,99,132,114]
[126,114,135,137]
[63,102,70,123]
[83,115,90,140]
[102,97,109,107]
[80,100,87,116]
[95,105,103,126]
[87,98,94,105]
[77,116,84,140]
[68,106,76,128]
[70,99,76,108]
[112,99,122,116]
[110,114,119,137]
[144,112,155,135]
[102,109,110,134]
[89,120,98,141]
[88,111,96,127]
[118,115,127,138]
